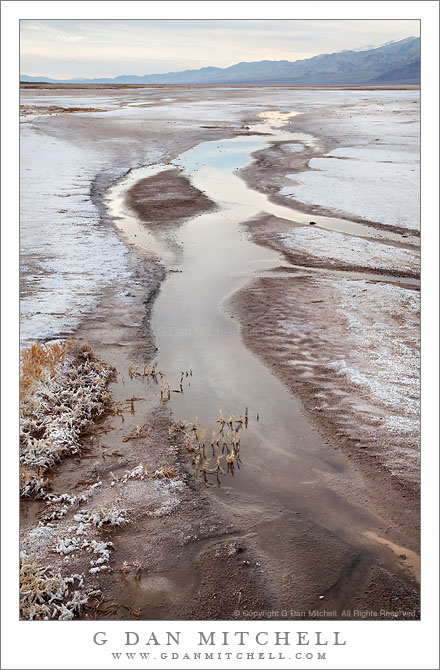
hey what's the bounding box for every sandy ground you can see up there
[228,274,419,532]
[243,214,419,278]
[126,168,216,231]
[20,85,420,620]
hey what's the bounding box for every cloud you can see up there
[20,19,420,79]
[57,34,83,43]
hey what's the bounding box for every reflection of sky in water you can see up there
[21,102,416,348]
[174,138,265,174]
[172,116,411,244]
[124,101,154,107]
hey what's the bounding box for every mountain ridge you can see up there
[21,36,420,85]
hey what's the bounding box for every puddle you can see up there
[108,109,418,250]
[121,101,154,108]
[171,118,418,246]
[108,562,199,619]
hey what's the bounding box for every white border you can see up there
[2,2,439,669]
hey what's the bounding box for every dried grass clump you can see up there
[20,340,113,498]
[127,362,192,404]
[183,407,251,485]
[128,361,163,380]
[20,553,86,620]
[168,420,187,437]
[117,463,148,484]
[20,467,49,499]
[153,467,177,479]
[21,340,74,396]
[89,507,127,530]
[122,422,150,442]
[49,529,115,575]
[88,540,115,574]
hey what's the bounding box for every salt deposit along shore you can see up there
[20,85,419,620]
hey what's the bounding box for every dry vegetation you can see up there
[19,553,88,620]
[170,407,253,486]
[21,340,74,396]
[20,341,113,498]
[19,346,250,619]
[20,343,189,620]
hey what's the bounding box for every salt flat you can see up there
[20,85,420,620]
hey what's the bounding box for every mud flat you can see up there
[20,85,420,620]
[230,92,420,531]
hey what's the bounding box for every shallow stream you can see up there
[104,112,419,611]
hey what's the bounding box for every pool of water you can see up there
[173,131,418,246]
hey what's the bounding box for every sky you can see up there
[20,19,420,79]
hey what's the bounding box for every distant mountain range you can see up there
[21,36,420,86]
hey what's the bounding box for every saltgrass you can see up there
[20,340,74,396]
[181,408,251,484]
[20,340,113,498]
[20,553,86,621]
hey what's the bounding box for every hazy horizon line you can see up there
[20,34,418,80]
